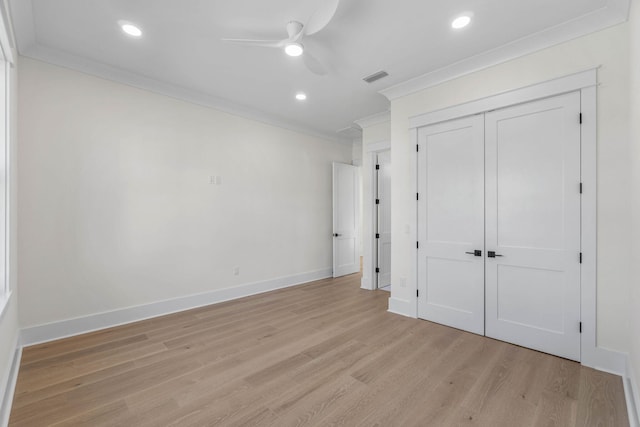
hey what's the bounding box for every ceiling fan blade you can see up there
[304,0,340,36]
[304,51,328,76]
[287,21,305,42]
[222,38,284,48]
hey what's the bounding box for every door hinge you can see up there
[416,193,419,201]
[375,267,380,273]
[579,252,583,263]
[376,233,380,239]
[579,113,583,124]
[580,183,583,194]
[416,144,419,152]
[375,164,380,170]
[579,322,582,333]
[417,289,419,298]
[376,199,380,205]
[416,241,419,249]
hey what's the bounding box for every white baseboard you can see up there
[360,275,373,291]
[0,336,21,427]
[582,345,628,376]
[21,268,332,347]
[625,356,640,427]
[387,297,416,318]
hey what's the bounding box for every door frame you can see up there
[374,149,392,289]
[362,140,391,291]
[408,69,614,371]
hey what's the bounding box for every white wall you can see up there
[628,0,640,413]
[351,139,363,165]
[18,57,352,329]
[389,23,631,353]
[360,121,391,290]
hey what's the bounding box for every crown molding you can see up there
[380,0,630,101]
[10,0,364,144]
[7,0,32,52]
[21,46,352,144]
[354,110,390,129]
[336,125,363,139]
[10,0,351,145]
[11,0,630,137]
[0,0,15,64]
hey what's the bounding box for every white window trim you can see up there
[0,6,13,314]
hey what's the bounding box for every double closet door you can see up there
[417,92,582,361]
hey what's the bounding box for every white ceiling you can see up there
[8,0,629,142]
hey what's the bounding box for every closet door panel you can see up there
[417,115,485,335]
[485,92,582,361]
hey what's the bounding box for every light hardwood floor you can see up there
[10,273,629,426]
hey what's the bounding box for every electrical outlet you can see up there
[400,277,407,288]
[209,176,222,185]
[233,266,240,276]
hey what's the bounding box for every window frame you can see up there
[0,7,13,320]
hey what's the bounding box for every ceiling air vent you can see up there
[363,71,389,84]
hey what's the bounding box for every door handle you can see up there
[333,233,341,237]
[487,251,503,258]
[465,250,482,257]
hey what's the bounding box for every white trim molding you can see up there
[388,297,415,317]
[355,111,391,129]
[409,69,598,130]
[626,357,640,427]
[20,268,332,346]
[380,0,628,101]
[360,278,372,291]
[8,0,350,145]
[0,0,14,65]
[365,140,391,153]
[361,140,391,291]
[19,47,351,145]
[578,82,602,372]
[0,335,20,427]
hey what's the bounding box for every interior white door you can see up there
[485,92,582,361]
[376,150,392,288]
[417,115,485,335]
[333,162,360,278]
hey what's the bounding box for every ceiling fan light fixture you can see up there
[285,42,304,57]
[451,15,472,29]
[120,23,143,37]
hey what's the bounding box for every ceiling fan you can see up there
[222,0,340,76]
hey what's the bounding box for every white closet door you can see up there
[485,92,581,361]
[417,115,485,335]
[377,150,392,288]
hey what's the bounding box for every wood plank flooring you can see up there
[9,273,629,426]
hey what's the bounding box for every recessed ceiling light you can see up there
[451,15,471,29]
[285,43,304,57]
[121,23,142,37]
[295,93,307,101]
